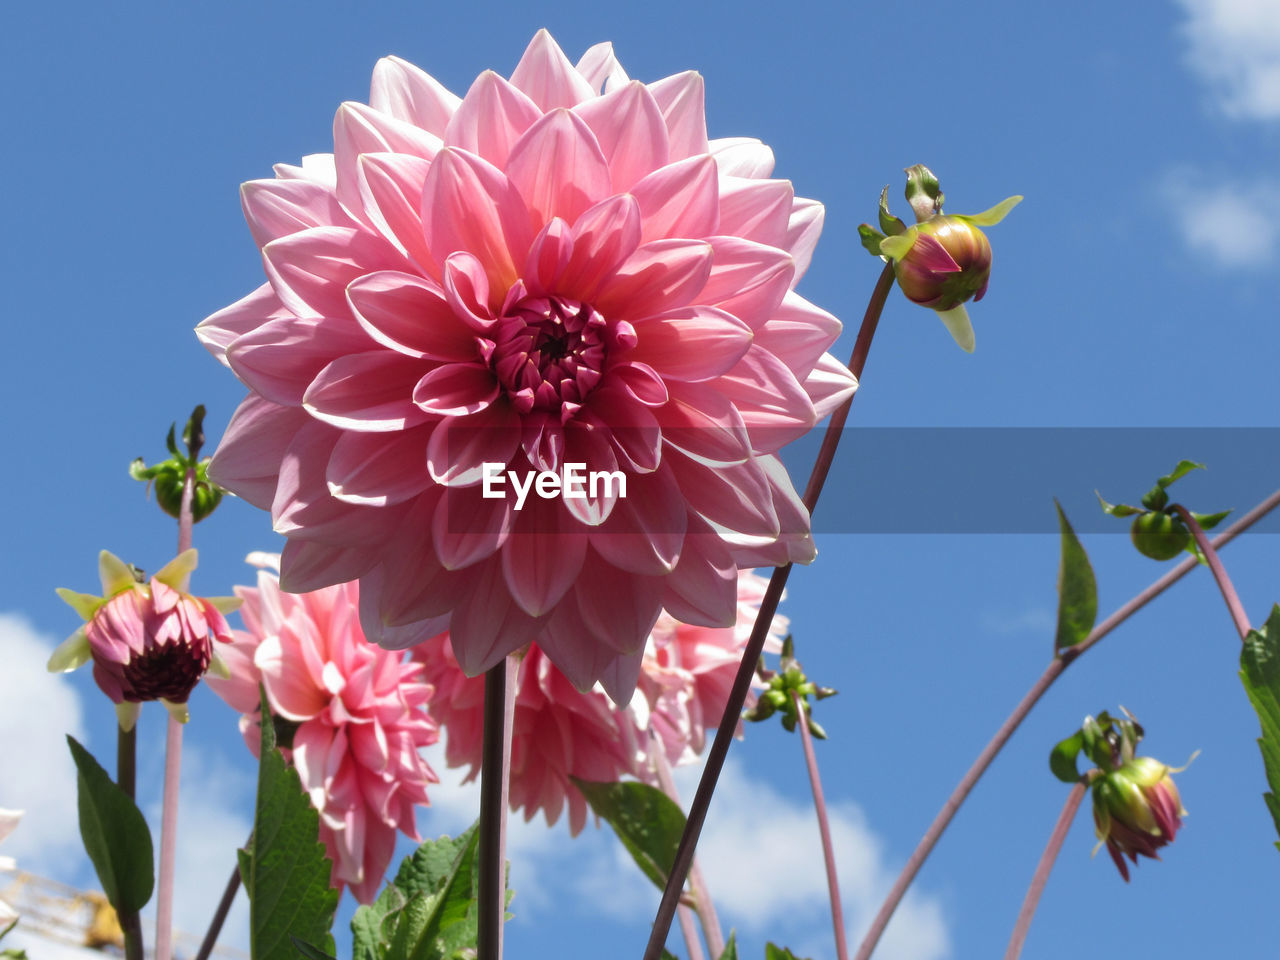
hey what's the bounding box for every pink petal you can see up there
[538,597,624,692]
[279,538,382,593]
[333,101,442,226]
[256,634,328,720]
[558,421,622,526]
[524,217,575,293]
[556,194,643,302]
[631,155,720,244]
[227,316,375,406]
[208,395,310,510]
[506,109,612,226]
[575,41,630,94]
[729,457,816,566]
[647,71,709,160]
[573,81,669,192]
[356,153,437,275]
[629,306,753,382]
[196,284,289,366]
[573,558,663,655]
[658,517,738,627]
[292,721,338,806]
[785,198,824,284]
[304,351,431,431]
[326,426,432,506]
[595,239,713,319]
[262,225,410,320]
[509,30,596,110]
[425,401,520,486]
[588,463,686,575]
[433,483,513,569]
[716,178,793,250]
[752,291,843,379]
[910,232,963,273]
[412,362,499,416]
[501,498,587,616]
[347,270,478,361]
[658,381,753,464]
[803,352,859,420]
[696,237,794,330]
[369,55,461,136]
[709,137,776,178]
[596,648,647,707]
[419,148,531,300]
[443,252,496,329]
[711,344,816,452]
[274,153,337,188]
[449,558,548,675]
[580,387,661,472]
[444,71,542,169]
[241,177,352,249]
[666,450,779,539]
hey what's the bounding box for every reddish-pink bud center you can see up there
[491,296,608,414]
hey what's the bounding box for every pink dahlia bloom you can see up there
[201,30,856,699]
[207,554,439,904]
[413,571,783,833]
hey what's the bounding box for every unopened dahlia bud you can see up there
[1092,755,1187,882]
[129,405,225,523]
[49,549,239,728]
[1098,460,1231,563]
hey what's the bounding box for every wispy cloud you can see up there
[1175,0,1280,120]
[1159,169,1280,268]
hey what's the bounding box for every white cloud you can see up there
[0,614,86,871]
[1176,0,1280,120]
[1160,170,1280,267]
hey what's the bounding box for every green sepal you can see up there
[1157,459,1205,489]
[1053,501,1098,652]
[1239,605,1280,850]
[183,405,208,461]
[1096,491,1144,518]
[716,932,738,960]
[878,229,916,262]
[66,736,155,914]
[765,944,812,960]
[1050,730,1085,783]
[153,549,198,591]
[903,163,944,222]
[98,550,138,596]
[165,423,181,459]
[56,588,104,622]
[935,304,975,353]
[878,185,906,236]
[858,224,885,257]
[291,939,338,960]
[955,195,1022,226]
[1193,509,1232,530]
[572,779,687,892]
[128,458,163,481]
[1141,484,1169,512]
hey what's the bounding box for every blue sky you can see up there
[2,1,1279,958]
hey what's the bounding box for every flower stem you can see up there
[155,466,196,960]
[852,487,1280,960]
[1172,504,1252,641]
[477,655,516,960]
[1002,781,1086,960]
[194,862,242,960]
[650,735,724,959]
[642,263,896,960]
[116,725,143,960]
[792,691,848,960]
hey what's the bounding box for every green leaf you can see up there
[1049,731,1085,784]
[1193,509,1232,531]
[765,945,812,960]
[661,951,680,960]
[716,931,737,960]
[572,779,688,892]
[244,694,339,960]
[290,938,337,960]
[1095,490,1143,517]
[857,223,885,257]
[351,884,406,960]
[66,736,154,914]
[1157,459,1205,489]
[1240,605,1280,850]
[1053,501,1097,652]
[393,828,476,895]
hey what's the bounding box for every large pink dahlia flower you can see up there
[206,554,439,904]
[200,30,855,700]
[413,571,785,834]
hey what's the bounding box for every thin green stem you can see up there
[642,263,896,960]
[792,691,848,960]
[1003,782,1086,960]
[1172,504,1252,640]
[852,487,1280,960]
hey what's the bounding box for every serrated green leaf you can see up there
[388,895,432,960]
[290,937,337,960]
[1095,490,1143,517]
[394,829,476,895]
[573,779,687,892]
[1053,502,1097,652]
[66,736,154,914]
[1240,605,1280,850]
[716,931,737,960]
[1157,459,1204,489]
[1049,731,1085,784]
[765,945,811,960]
[351,885,407,960]
[245,693,339,960]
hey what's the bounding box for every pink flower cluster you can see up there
[200,30,854,699]
[414,571,785,834]
[207,554,439,903]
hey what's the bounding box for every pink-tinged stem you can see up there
[642,263,896,960]
[852,487,1280,960]
[478,655,516,960]
[676,906,706,960]
[650,735,724,959]
[1173,504,1252,641]
[1003,782,1086,960]
[155,467,196,960]
[792,691,848,960]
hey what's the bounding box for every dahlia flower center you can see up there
[491,296,607,413]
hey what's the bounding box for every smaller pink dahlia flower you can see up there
[413,571,784,833]
[207,554,439,904]
[50,550,238,729]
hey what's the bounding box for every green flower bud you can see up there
[1091,755,1187,882]
[1130,512,1190,561]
